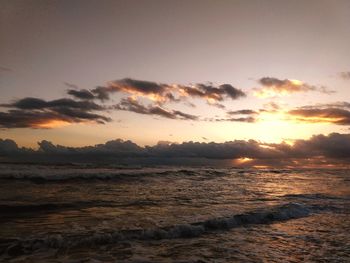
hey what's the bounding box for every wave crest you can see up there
[1,202,311,257]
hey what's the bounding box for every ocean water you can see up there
[0,164,349,262]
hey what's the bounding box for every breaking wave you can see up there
[1,202,311,257]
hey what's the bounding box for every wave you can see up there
[0,200,118,215]
[0,167,207,182]
[0,167,233,183]
[0,199,162,218]
[282,193,349,201]
[1,202,311,257]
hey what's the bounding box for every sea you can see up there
[0,164,349,262]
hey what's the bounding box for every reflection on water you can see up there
[0,165,349,262]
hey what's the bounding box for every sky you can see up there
[0,0,350,167]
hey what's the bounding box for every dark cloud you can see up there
[291,133,350,159]
[1,133,349,167]
[98,78,246,105]
[254,77,334,98]
[339,72,350,80]
[0,139,24,154]
[227,117,256,123]
[209,109,258,123]
[180,83,246,102]
[219,102,350,126]
[37,139,144,156]
[297,102,350,110]
[67,89,95,100]
[4,97,104,111]
[110,78,168,94]
[66,86,117,101]
[0,66,13,72]
[114,98,198,120]
[91,86,116,101]
[227,109,258,115]
[0,110,110,129]
[45,78,246,123]
[0,77,245,128]
[0,97,111,128]
[209,102,226,109]
[206,116,257,123]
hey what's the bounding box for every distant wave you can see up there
[0,199,162,218]
[0,200,118,215]
[282,193,348,200]
[0,167,229,182]
[1,202,312,257]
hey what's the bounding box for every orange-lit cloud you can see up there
[253,77,334,98]
[68,78,246,105]
[288,108,350,125]
[0,97,111,129]
[34,119,71,129]
[219,101,350,127]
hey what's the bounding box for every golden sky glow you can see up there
[0,0,349,151]
[33,120,71,129]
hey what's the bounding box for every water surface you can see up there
[0,164,349,262]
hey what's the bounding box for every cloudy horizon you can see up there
[1,0,350,167]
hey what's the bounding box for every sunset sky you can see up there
[1,0,350,167]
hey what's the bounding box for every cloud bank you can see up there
[1,133,349,167]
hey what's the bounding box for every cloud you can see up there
[210,109,258,123]
[3,97,104,111]
[0,97,111,128]
[0,77,244,128]
[1,78,244,126]
[339,72,350,80]
[253,77,334,98]
[0,139,26,154]
[114,97,198,120]
[178,83,246,104]
[285,102,350,125]
[0,66,13,72]
[213,116,257,123]
[64,78,246,108]
[227,109,258,115]
[223,101,350,126]
[37,139,144,156]
[1,133,349,167]
[91,86,115,101]
[109,78,169,95]
[67,89,95,100]
[297,102,350,110]
[288,108,350,125]
[104,78,246,104]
